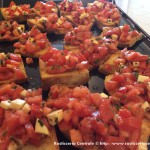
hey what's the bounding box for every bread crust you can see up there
[39,59,89,91]
[1,8,36,23]
[63,45,80,52]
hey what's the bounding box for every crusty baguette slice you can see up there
[1,8,36,23]
[21,126,59,150]
[98,51,121,75]
[0,24,25,42]
[94,15,120,30]
[39,59,89,91]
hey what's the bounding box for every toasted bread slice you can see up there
[99,51,121,75]
[1,8,36,23]
[39,59,89,91]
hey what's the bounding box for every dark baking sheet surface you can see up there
[0,0,150,150]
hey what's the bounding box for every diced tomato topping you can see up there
[111,73,125,83]
[105,80,119,92]
[16,110,30,125]
[118,109,142,131]
[0,67,15,80]
[26,95,42,105]
[92,119,108,135]
[100,99,114,123]
[118,108,132,118]
[30,104,43,119]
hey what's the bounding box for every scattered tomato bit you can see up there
[26,57,33,64]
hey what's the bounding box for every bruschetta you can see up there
[80,38,118,69]
[94,3,121,30]
[104,71,150,119]
[0,83,59,150]
[0,20,25,42]
[27,14,73,35]
[58,0,83,16]
[13,26,51,58]
[47,84,150,150]
[1,1,36,22]
[32,1,58,16]
[64,25,93,52]
[0,53,27,84]
[39,50,89,91]
[99,48,150,76]
[65,7,95,29]
[100,24,143,47]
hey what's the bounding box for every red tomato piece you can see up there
[118,108,132,118]
[91,119,108,135]
[16,110,30,125]
[9,54,22,62]
[0,67,15,80]
[105,80,119,92]
[111,73,125,83]
[25,41,38,54]
[26,95,42,105]
[100,99,114,123]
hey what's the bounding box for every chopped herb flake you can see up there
[38,119,44,127]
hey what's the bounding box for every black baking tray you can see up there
[0,0,150,150]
